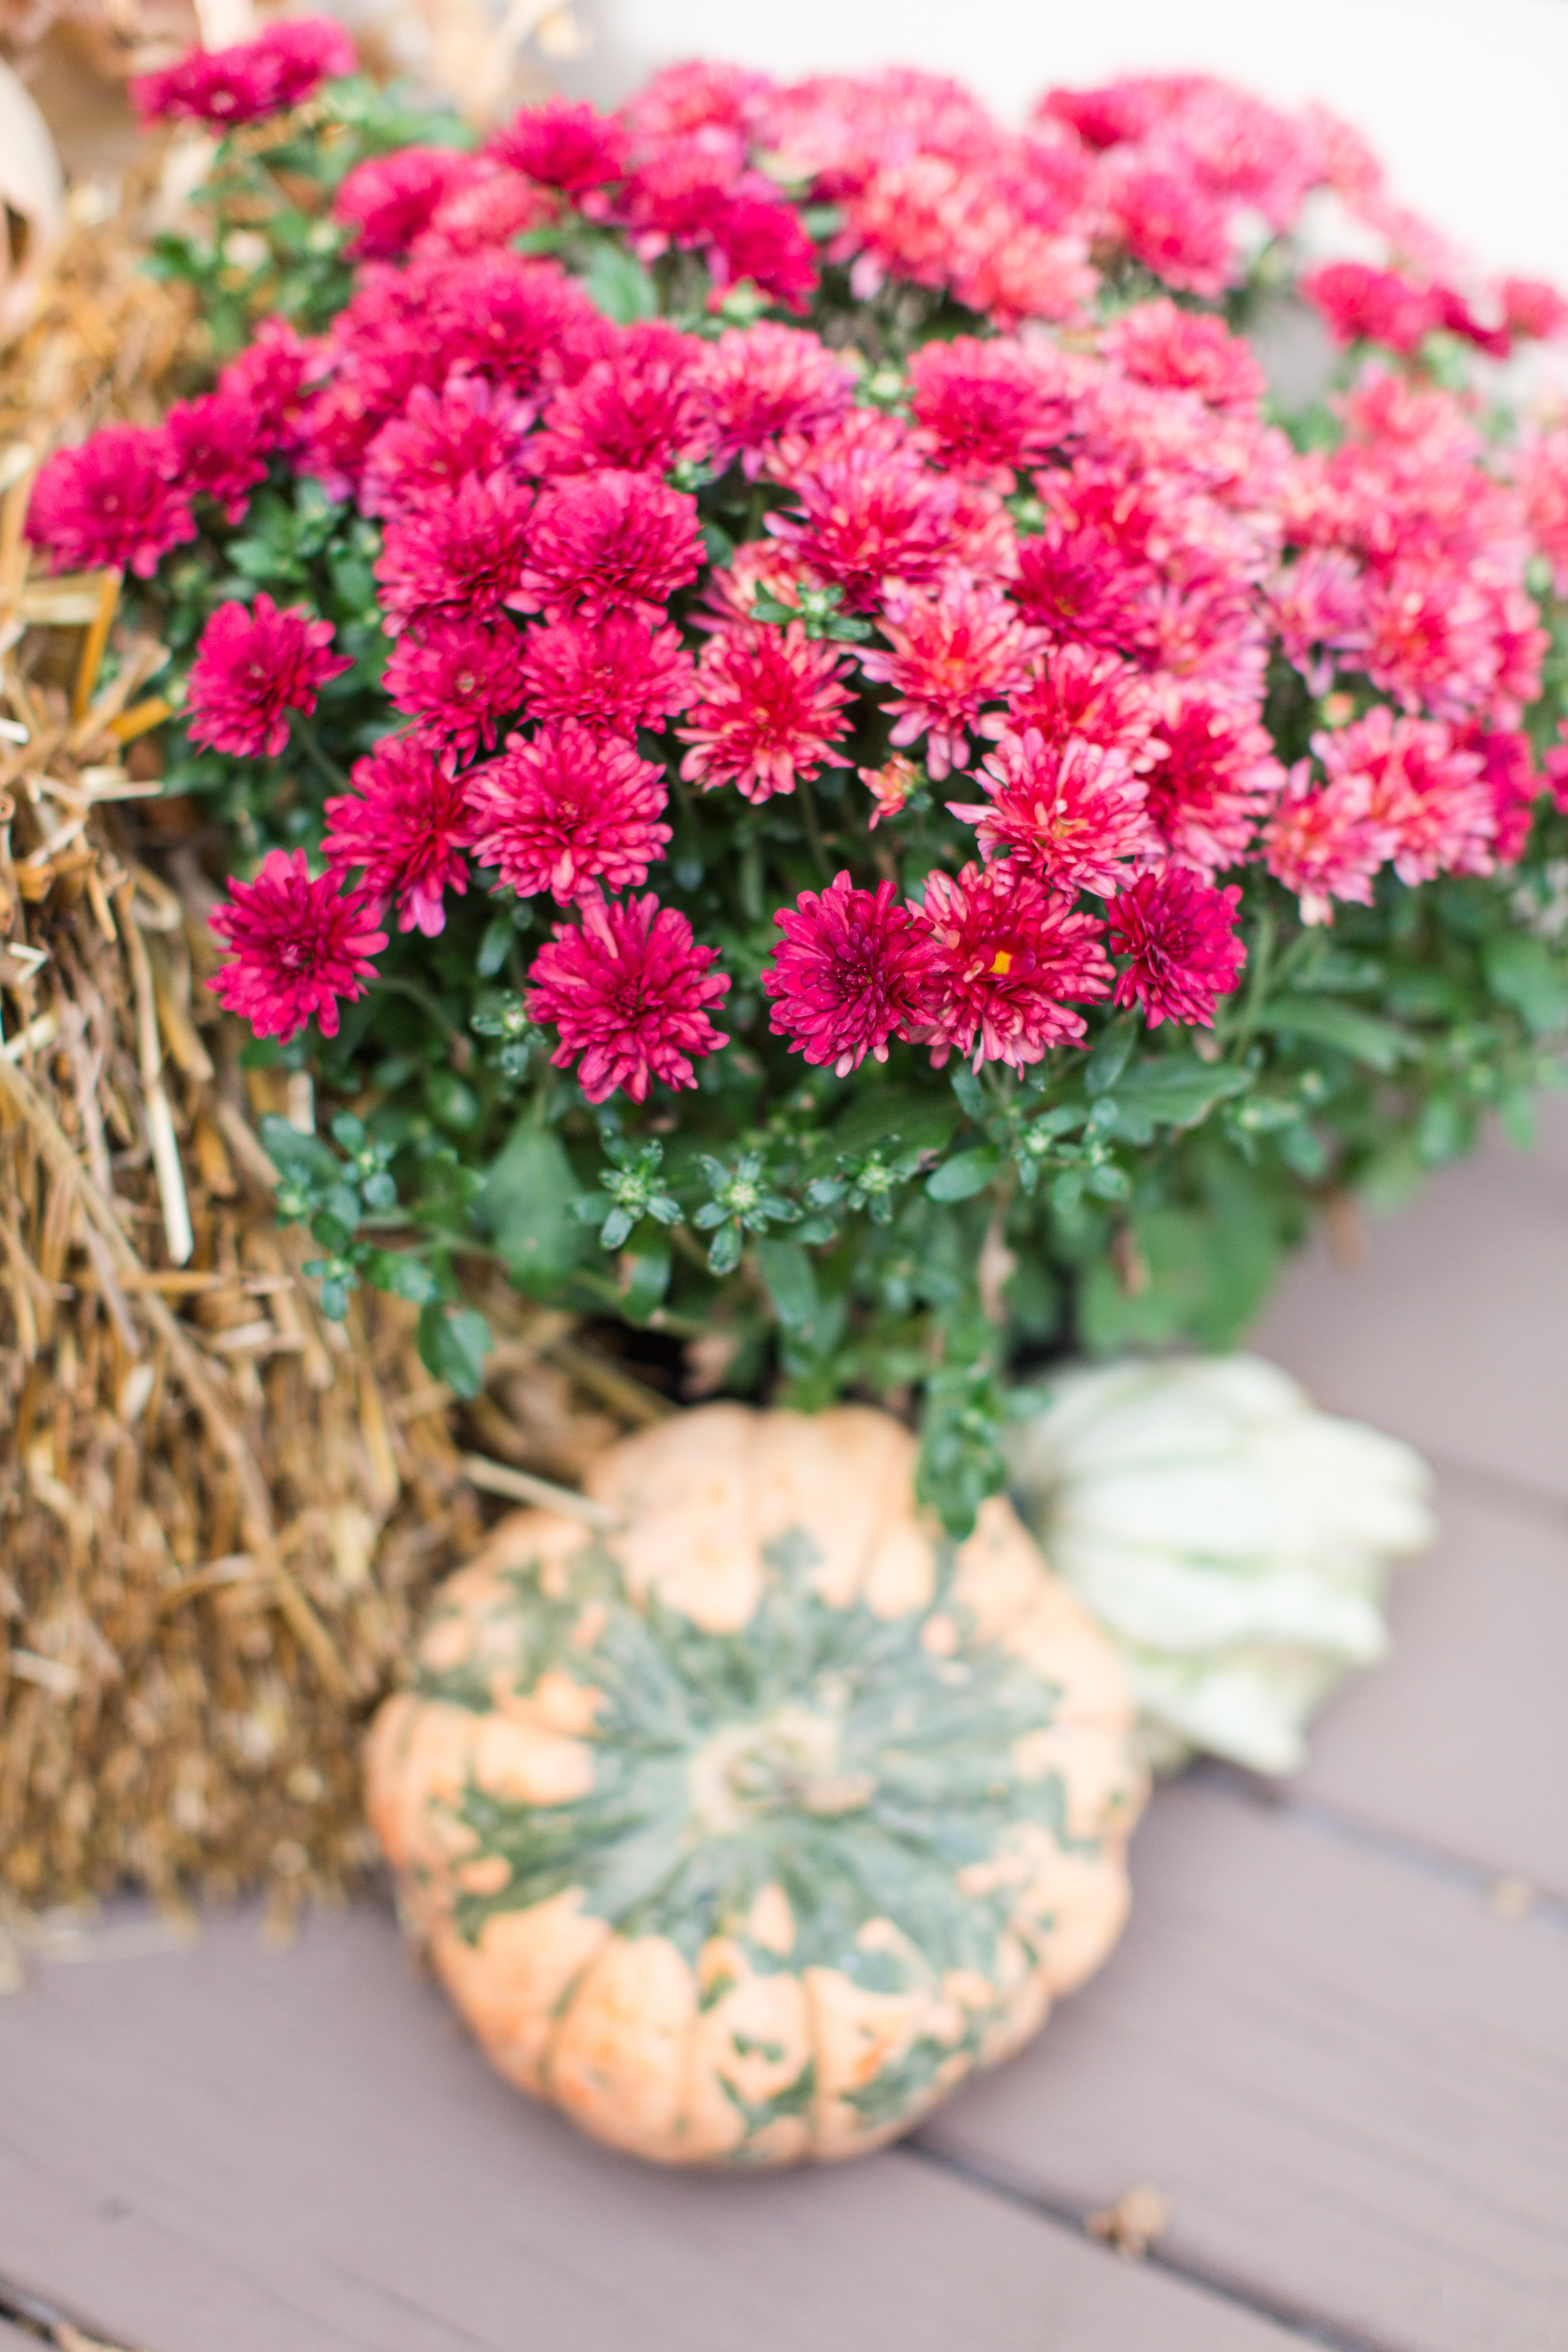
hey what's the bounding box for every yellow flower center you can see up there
[990,948,1014,976]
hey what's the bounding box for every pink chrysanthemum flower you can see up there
[860,580,1034,778]
[216,319,315,455]
[1142,684,1285,876]
[132,16,354,127]
[1010,521,1154,659]
[374,474,534,634]
[860,754,921,829]
[1263,763,1388,924]
[323,736,472,937]
[490,99,628,194]
[766,432,968,612]
[26,425,194,580]
[527,891,729,1103]
[361,381,532,522]
[1270,549,1367,693]
[1102,164,1232,299]
[1300,262,1439,355]
[678,622,855,803]
[707,195,819,314]
[418,161,550,257]
[1466,726,1539,865]
[907,336,1073,485]
[518,612,695,736]
[332,147,478,260]
[692,324,856,479]
[425,251,611,401]
[1322,705,1493,885]
[1102,299,1266,415]
[615,132,743,254]
[1106,867,1246,1028]
[990,644,1163,767]
[919,862,1112,1071]
[513,470,702,625]
[164,391,270,523]
[1360,558,1503,722]
[949,728,1150,893]
[465,723,671,903]
[529,327,709,479]
[1502,276,1568,342]
[763,872,939,1074]
[383,617,529,760]
[209,850,386,1042]
[186,595,352,759]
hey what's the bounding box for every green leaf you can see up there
[754,1238,818,1332]
[1084,1020,1135,1098]
[1259,997,1412,1071]
[257,1114,338,1184]
[1099,1057,1250,1143]
[707,1222,743,1276]
[476,913,514,978]
[416,1303,492,1397]
[618,1244,672,1323]
[926,1147,1000,1202]
[830,1088,956,1158]
[478,1120,586,1296]
[372,1254,442,1306]
[583,241,659,323]
[1483,935,1568,1038]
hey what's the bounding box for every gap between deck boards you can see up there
[902,2142,1412,2352]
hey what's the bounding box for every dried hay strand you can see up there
[0,205,633,1935]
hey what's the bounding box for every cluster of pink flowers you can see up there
[27,49,1568,1097]
[132,16,354,129]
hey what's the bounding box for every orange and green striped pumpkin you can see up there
[366,1403,1145,2166]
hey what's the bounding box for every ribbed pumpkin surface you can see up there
[366,1403,1145,2166]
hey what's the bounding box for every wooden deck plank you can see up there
[1296,1473,1568,1897]
[1252,1146,1568,1503]
[921,1777,1568,2352]
[0,1903,1303,2352]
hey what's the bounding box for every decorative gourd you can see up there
[1006,1355,1435,1776]
[366,1402,1145,2167]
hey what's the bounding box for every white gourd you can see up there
[1006,1355,1434,1776]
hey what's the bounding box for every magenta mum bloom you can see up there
[1106,868,1246,1028]
[323,736,472,937]
[490,100,628,195]
[164,391,270,524]
[132,17,354,128]
[692,325,855,479]
[919,863,1112,1071]
[950,729,1150,893]
[465,723,672,904]
[514,470,703,625]
[763,873,939,1076]
[26,426,194,580]
[518,612,696,736]
[861,580,1034,778]
[526,893,729,1103]
[679,622,856,803]
[186,596,352,760]
[361,379,532,522]
[209,851,386,1041]
[383,617,529,760]
[374,474,535,634]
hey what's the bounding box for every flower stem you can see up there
[290,712,350,793]
[797,774,833,882]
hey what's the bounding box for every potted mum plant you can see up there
[24,24,1568,1534]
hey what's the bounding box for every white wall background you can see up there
[554,0,1568,286]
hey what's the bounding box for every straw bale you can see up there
[0,167,627,1930]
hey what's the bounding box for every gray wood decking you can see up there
[3,1109,1566,2352]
